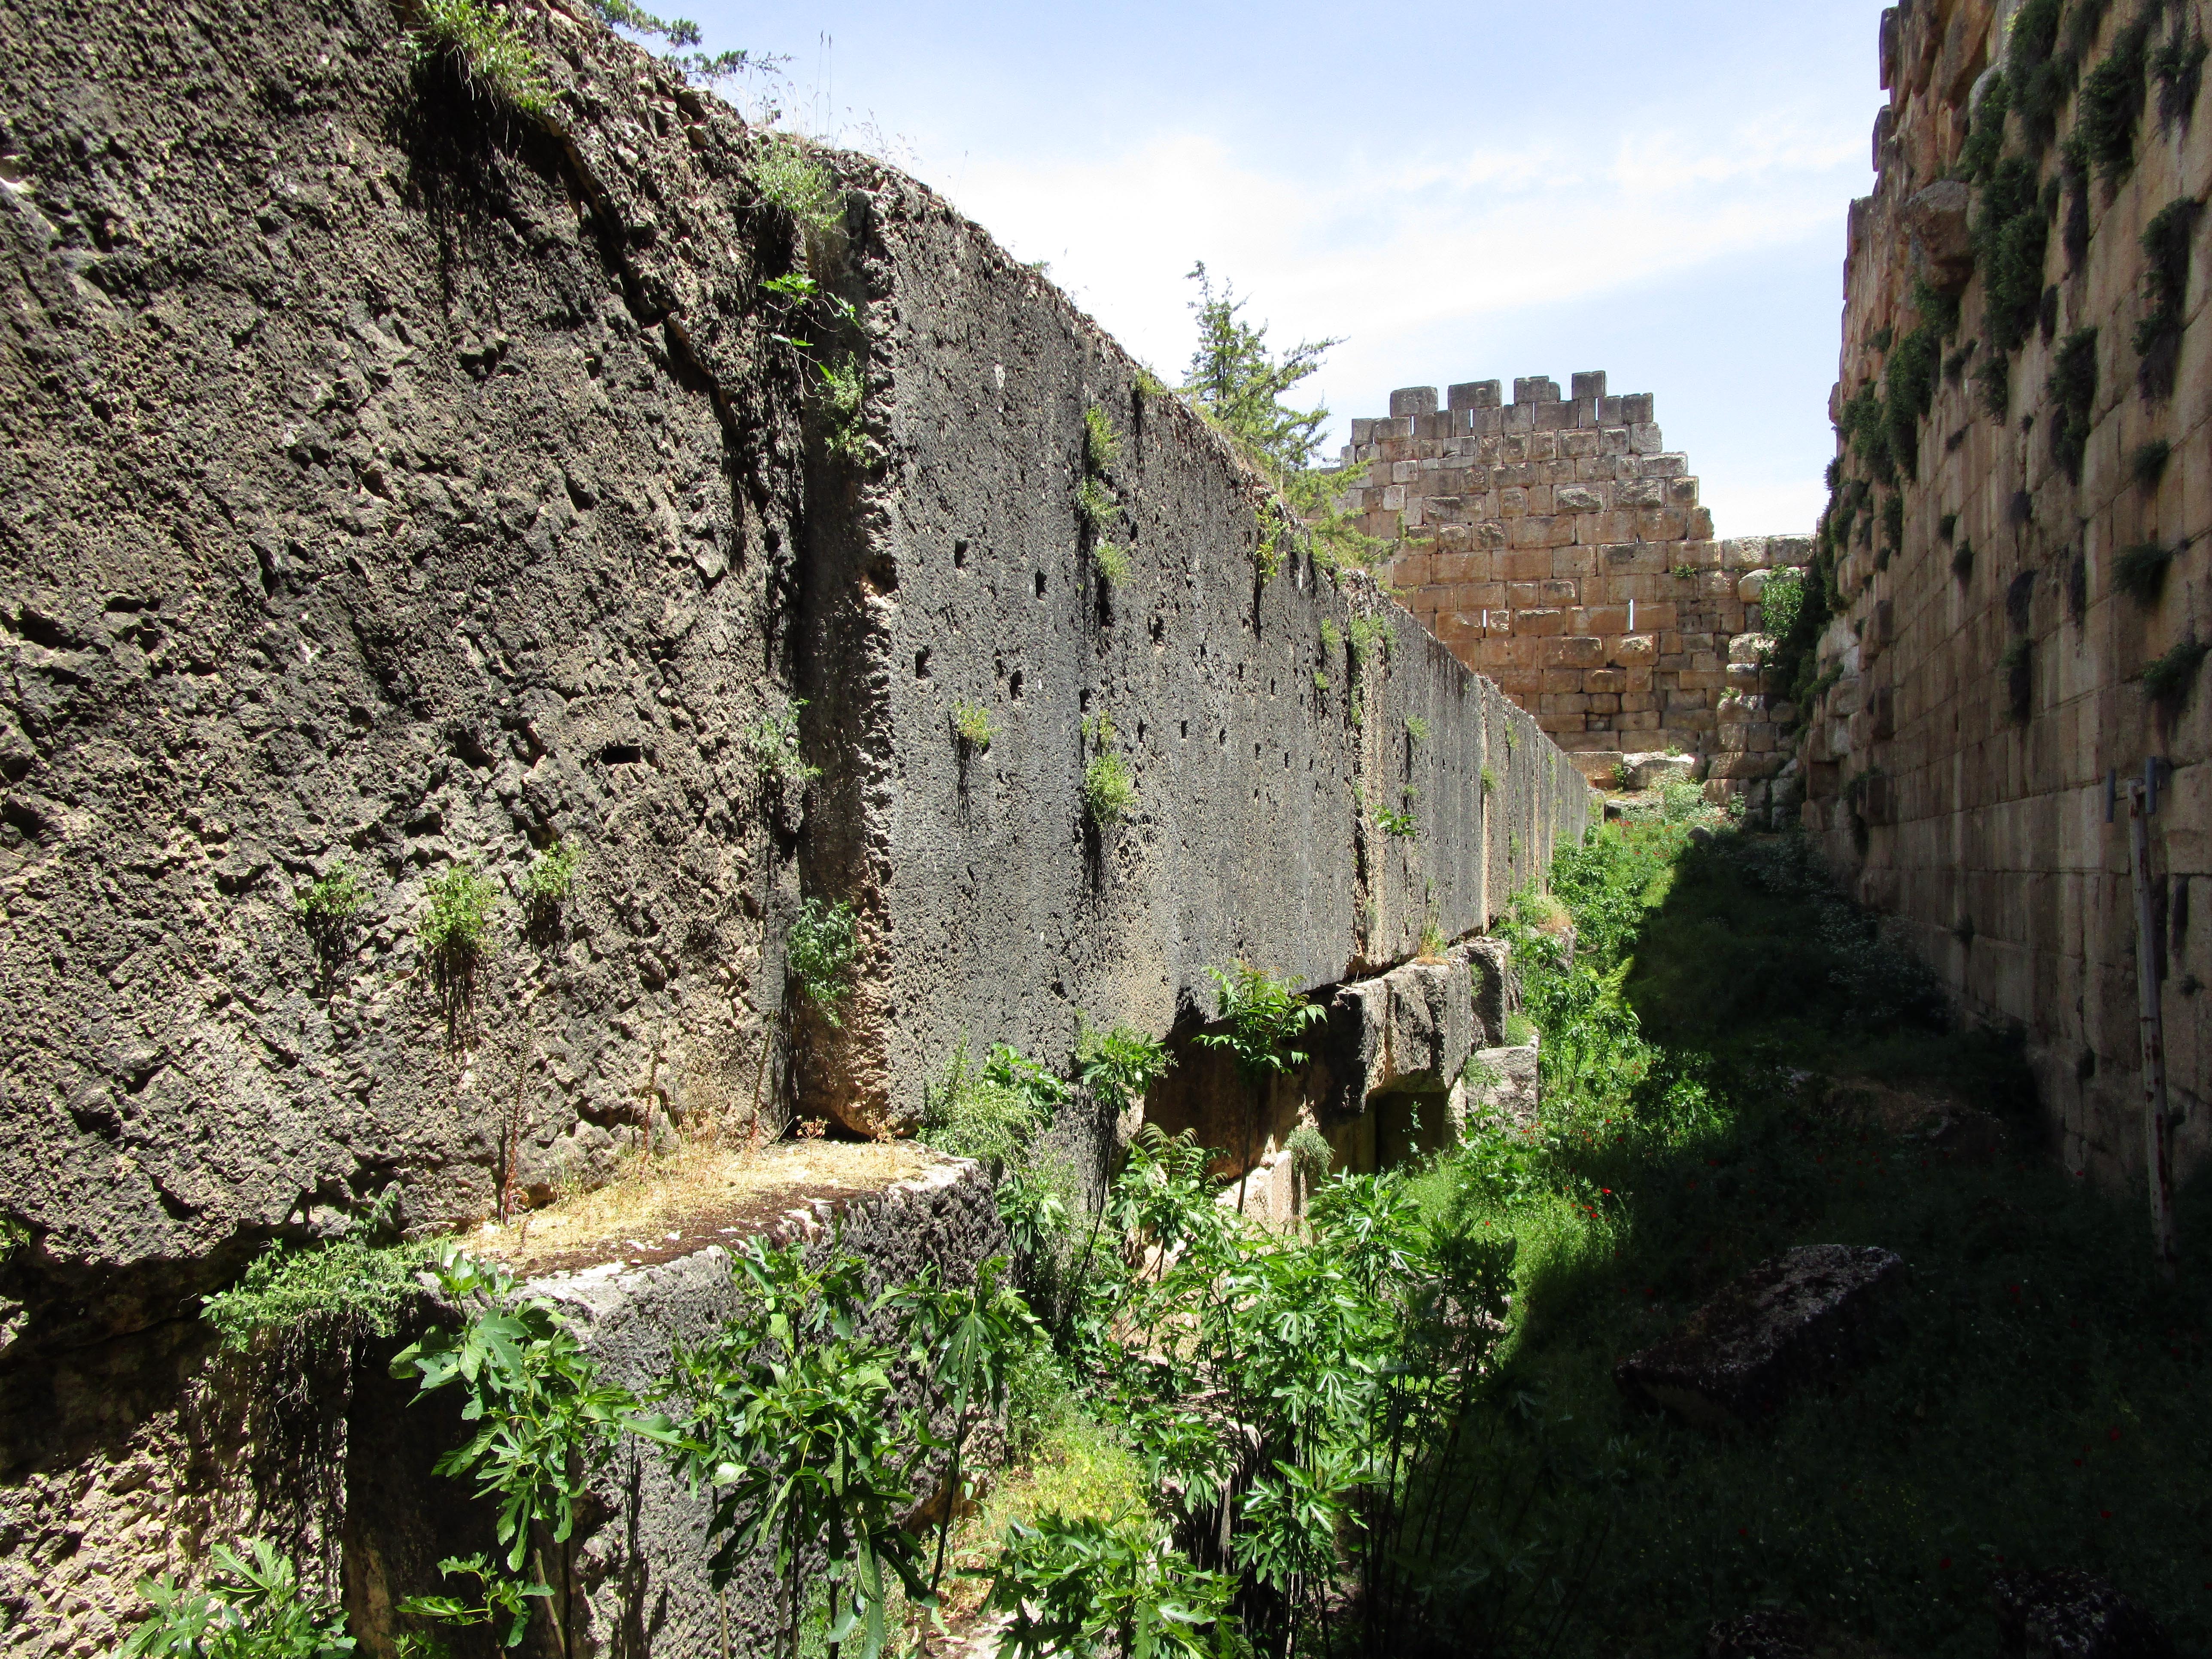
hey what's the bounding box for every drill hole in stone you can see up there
[1034,571,1046,599]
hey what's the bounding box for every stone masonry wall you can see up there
[0,0,1591,1646]
[1328,373,1812,811]
[1799,0,2210,1186]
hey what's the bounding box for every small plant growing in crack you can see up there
[420,864,501,1026]
[951,700,999,750]
[1404,714,1429,747]
[748,131,844,237]
[1084,754,1136,828]
[521,839,580,942]
[409,0,553,115]
[787,898,859,1028]
[745,699,821,788]
[813,356,872,465]
[296,860,365,983]
[1094,541,1132,587]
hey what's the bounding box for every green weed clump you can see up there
[745,698,821,787]
[520,838,580,935]
[812,355,871,464]
[786,897,859,1027]
[2143,635,2209,706]
[1404,714,1430,745]
[419,865,500,992]
[203,1234,424,1352]
[2114,540,2177,603]
[2079,16,2152,177]
[126,1538,354,1659]
[952,700,999,750]
[1082,753,1136,827]
[749,133,843,234]
[2132,437,2172,488]
[1093,540,1132,587]
[1074,1017,1173,1112]
[2046,327,2097,483]
[410,0,553,116]
[2134,199,2202,399]
[1082,405,1122,475]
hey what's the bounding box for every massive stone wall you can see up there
[1799,0,2210,1184]
[0,0,1589,1647]
[1329,374,1811,809]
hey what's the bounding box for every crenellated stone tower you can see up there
[1328,371,1811,813]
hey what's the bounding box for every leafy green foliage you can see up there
[951,700,999,749]
[1376,803,1418,839]
[1346,613,1388,665]
[2143,635,2209,706]
[813,355,871,464]
[1083,753,1137,828]
[391,1249,637,1651]
[584,0,770,89]
[749,133,843,234]
[1094,541,1133,587]
[647,1240,930,1659]
[981,1513,1243,1659]
[1076,475,1120,537]
[787,897,859,1027]
[1196,963,1328,1087]
[519,839,579,936]
[410,0,552,117]
[1759,566,1805,643]
[295,865,365,926]
[396,1555,547,1653]
[2007,0,2072,150]
[2132,437,2172,487]
[1975,155,2050,353]
[745,698,821,787]
[419,866,499,1016]
[1480,764,1498,796]
[2046,327,2097,483]
[922,1037,1070,1169]
[126,1539,354,1659]
[2151,14,2209,126]
[202,1236,422,1352]
[1082,405,1123,476]
[1075,1017,1173,1111]
[2114,540,2177,603]
[1404,714,1429,745]
[2079,16,2152,177]
[2133,199,2202,398]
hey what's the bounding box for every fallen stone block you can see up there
[1705,1610,1816,1659]
[1994,1569,2176,1659]
[1616,1244,1906,1426]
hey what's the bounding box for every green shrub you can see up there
[2132,437,2172,487]
[2046,327,2097,483]
[748,132,842,234]
[812,355,870,464]
[295,864,365,925]
[787,897,859,1027]
[1376,804,1418,839]
[1659,778,1705,822]
[1074,1017,1173,1111]
[2134,199,2202,399]
[2007,0,2071,149]
[126,1538,353,1659]
[1976,156,2050,353]
[2143,636,2209,706]
[1404,714,1430,746]
[419,865,500,988]
[2079,17,2152,177]
[202,1236,422,1352]
[952,700,999,749]
[1952,538,1977,582]
[1480,764,1498,796]
[410,0,552,116]
[1319,619,1342,656]
[923,1037,1067,1167]
[2152,16,2209,126]
[1957,70,2010,181]
[1093,541,1132,587]
[1075,475,1118,536]
[1082,405,1122,475]
[1082,753,1137,827]
[519,839,579,933]
[1347,614,1387,664]
[1759,566,1805,641]
[1610,758,1635,791]
[1196,962,1327,1086]
[745,698,821,787]
[2114,540,2177,603]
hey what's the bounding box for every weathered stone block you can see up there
[1615,1245,1906,1426]
[1390,386,1439,417]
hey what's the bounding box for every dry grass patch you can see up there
[477,1135,943,1273]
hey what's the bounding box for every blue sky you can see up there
[675,1,1893,536]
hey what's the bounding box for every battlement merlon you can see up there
[1347,373,1659,456]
